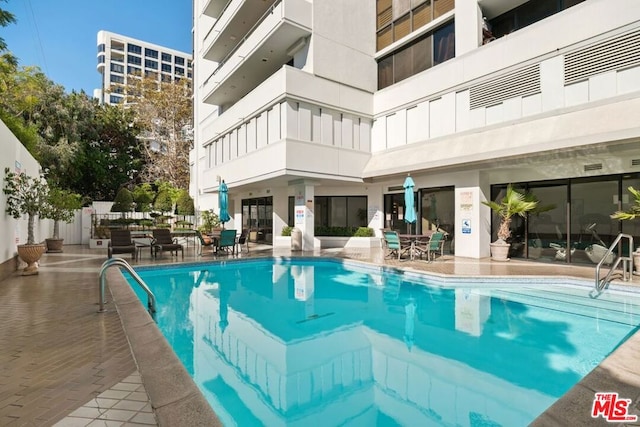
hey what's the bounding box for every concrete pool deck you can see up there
[1,243,639,426]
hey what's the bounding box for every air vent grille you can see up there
[584,163,603,172]
[565,29,640,85]
[470,64,540,109]
[632,159,640,166]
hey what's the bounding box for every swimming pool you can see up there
[126,258,640,426]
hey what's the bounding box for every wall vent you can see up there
[632,159,640,166]
[565,29,640,85]
[584,163,603,172]
[469,64,540,110]
[388,185,404,192]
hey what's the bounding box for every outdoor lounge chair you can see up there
[417,231,446,261]
[217,229,237,255]
[108,229,138,261]
[195,230,216,256]
[152,228,184,259]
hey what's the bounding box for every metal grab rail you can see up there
[593,233,634,296]
[98,258,156,315]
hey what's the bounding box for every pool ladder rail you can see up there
[98,258,157,315]
[592,233,634,298]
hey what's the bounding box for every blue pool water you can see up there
[126,258,640,426]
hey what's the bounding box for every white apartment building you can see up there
[191,0,640,264]
[95,30,192,105]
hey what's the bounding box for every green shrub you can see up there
[282,226,293,236]
[111,187,134,213]
[138,219,154,228]
[353,227,374,237]
[314,226,373,236]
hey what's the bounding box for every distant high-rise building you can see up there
[95,30,192,105]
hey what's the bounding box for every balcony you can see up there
[203,0,278,62]
[202,0,230,19]
[202,0,312,107]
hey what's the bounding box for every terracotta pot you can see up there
[490,241,511,261]
[45,238,64,253]
[17,243,46,275]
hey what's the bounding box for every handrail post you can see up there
[98,258,156,315]
[593,233,633,296]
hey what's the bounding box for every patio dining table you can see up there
[399,233,434,260]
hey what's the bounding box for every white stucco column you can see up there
[291,180,318,251]
[455,179,491,259]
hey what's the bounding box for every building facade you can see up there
[191,0,640,264]
[95,30,192,105]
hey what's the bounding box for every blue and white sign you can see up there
[461,219,472,234]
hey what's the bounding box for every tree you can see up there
[42,186,83,240]
[120,76,192,190]
[111,187,134,214]
[3,167,48,245]
[133,183,155,213]
[0,0,16,53]
[154,189,173,215]
[176,189,194,216]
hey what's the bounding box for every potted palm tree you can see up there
[610,186,640,274]
[2,167,49,275]
[482,184,538,261]
[42,186,83,252]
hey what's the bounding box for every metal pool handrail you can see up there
[593,233,633,296]
[98,258,156,315]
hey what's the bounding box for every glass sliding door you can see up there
[620,175,640,249]
[241,197,273,243]
[419,186,455,253]
[570,179,618,265]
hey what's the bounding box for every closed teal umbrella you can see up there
[403,175,416,233]
[219,180,231,225]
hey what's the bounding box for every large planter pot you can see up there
[633,251,640,276]
[45,238,64,253]
[490,240,511,261]
[17,243,47,275]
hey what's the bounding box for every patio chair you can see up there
[108,229,138,261]
[195,230,216,256]
[217,229,237,255]
[418,231,446,261]
[152,228,184,259]
[235,230,249,254]
[382,230,410,260]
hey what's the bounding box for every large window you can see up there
[489,0,585,39]
[490,173,640,264]
[127,55,141,66]
[127,44,141,54]
[377,0,454,51]
[378,21,454,89]
[145,48,158,59]
[287,196,368,230]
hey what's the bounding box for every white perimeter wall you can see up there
[0,121,49,265]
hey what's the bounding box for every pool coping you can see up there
[107,256,640,426]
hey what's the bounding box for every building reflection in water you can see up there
[160,261,634,427]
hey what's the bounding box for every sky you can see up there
[2,0,192,95]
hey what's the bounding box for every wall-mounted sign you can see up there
[462,219,471,234]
